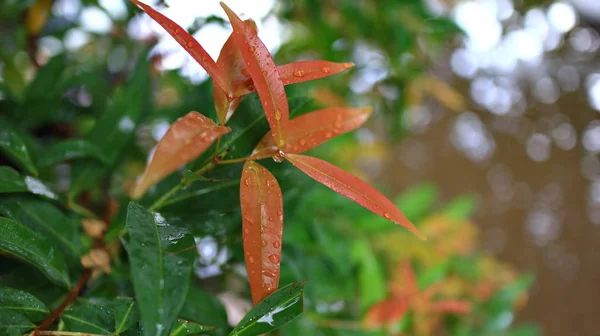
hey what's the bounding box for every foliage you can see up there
[0,0,537,336]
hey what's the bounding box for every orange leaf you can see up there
[278,60,354,85]
[390,261,418,298]
[240,161,284,305]
[213,19,258,124]
[130,0,228,92]
[364,298,409,327]
[220,2,289,147]
[285,154,425,239]
[251,107,373,159]
[131,112,230,199]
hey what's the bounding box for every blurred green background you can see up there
[1,0,599,335]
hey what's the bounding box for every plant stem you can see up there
[148,183,182,212]
[214,156,250,164]
[34,269,92,335]
[33,332,104,336]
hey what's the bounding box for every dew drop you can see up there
[321,67,330,73]
[244,178,251,186]
[248,256,255,264]
[184,138,191,144]
[262,270,276,278]
[277,210,283,216]
[268,254,280,263]
[272,155,284,163]
[299,139,307,146]
[273,240,281,248]
[262,239,268,247]
[268,216,274,222]
[274,109,282,121]
[248,46,256,53]
[241,68,250,77]
[292,70,305,77]
[247,84,255,91]
[244,228,249,234]
[384,213,392,219]
[325,132,333,138]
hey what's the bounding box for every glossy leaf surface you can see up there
[0,287,49,322]
[285,154,424,239]
[0,124,38,176]
[179,286,229,336]
[252,107,372,159]
[126,202,196,336]
[213,19,258,124]
[113,297,138,334]
[229,282,305,336]
[170,318,216,336]
[0,217,71,288]
[240,161,284,305]
[0,310,34,335]
[0,196,84,259]
[278,60,354,85]
[221,2,289,147]
[62,302,114,334]
[130,0,227,91]
[36,139,109,167]
[131,112,231,199]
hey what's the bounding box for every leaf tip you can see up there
[343,62,355,69]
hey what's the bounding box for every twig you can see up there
[33,269,92,335]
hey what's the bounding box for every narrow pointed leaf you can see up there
[0,287,49,322]
[390,261,418,298]
[220,2,289,147]
[131,112,231,199]
[278,60,354,85]
[0,124,38,176]
[36,139,109,168]
[170,318,216,336]
[0,168,58,200]
[213,19,258,124]
[285,154,425,239]
[428,300,472,314]
[113,297,138,334]
[240,161,284,305]
[130,0,228,91]
[0,217,71,288]
[0,196,84,259]
[229,282,305,336]
[252,107,372,159]
[126,202,196,336]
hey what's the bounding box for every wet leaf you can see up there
[36,139,109,168]
[213,19,258,124]
[240,161,284,305]
[0,196,84,259]
[62,301,114,334]
[0,310,35,336]
[285,154,424,239]
[170,318,216,336]
[278,60,354,85]
[113,297,138,334]
[229,282,305,336]
[0,287,49,322]
[0,217,71,288]
[130,0,227,91]
[179,286,229,336]
[221,2,289,148]
[0,123,38,176]
[0,166,28,194]
[131,112,231,199]
[126,202,196,336]
[252,107,372,159]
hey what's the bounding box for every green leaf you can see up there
[229,282,305,336]
[0,123,38,176]
[126,202,196,336]
[62,301,114,334]
[0,167,58,200]
[69,54,151,198]
[442,195,477,220]
[0,196,84,258]
[179,286,229,336]
[170,318,216,336]
[0,287,49,322]
[395,182,438,223]
[0,309,35,335]
[113,297,139,334]
[25,54,68,100]
[0,264,65,307]
[484,273,535,333]
[36,139,110,168]
[351,240,386,312]
[0,217,71,288]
